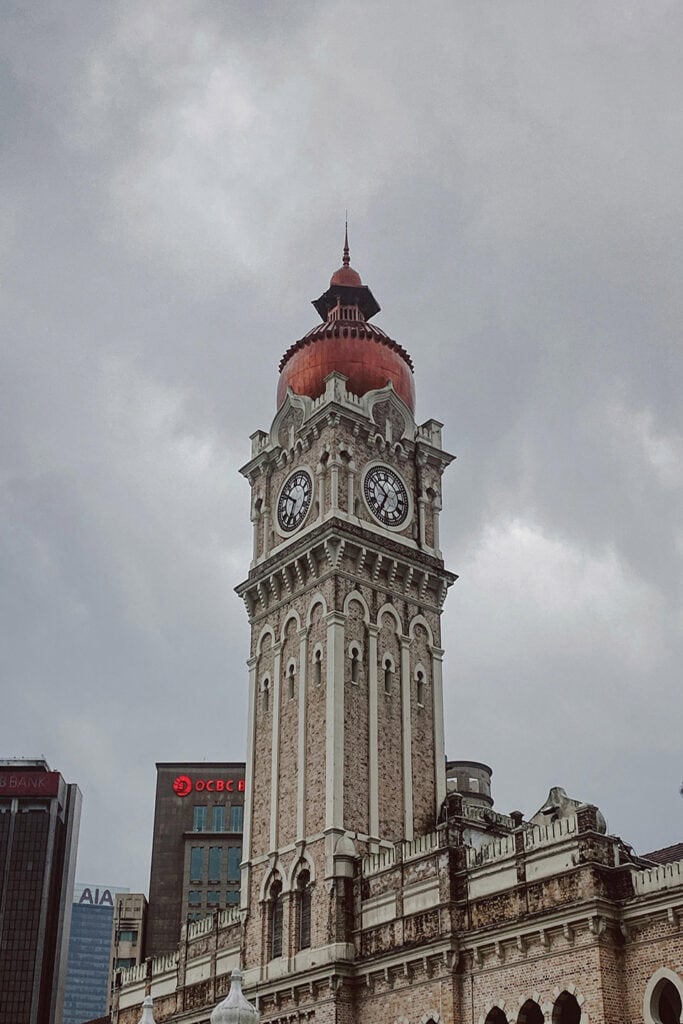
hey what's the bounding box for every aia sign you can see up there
[79,887,114,906]
[173,775,245,797]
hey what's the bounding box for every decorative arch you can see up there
[408,613,435,646]
[286,851,317,889]
[259,862,286,902]
[552,991,582,1024]
[516,998,545,1024]
[419,1012,444,1024]
[343,589,370,622]
[255,625,276,657]
[478,1003,508,1024]
[377,602,401,634]
[306,592,328,626]
[280,609,302,641]
[644,968,683,1024]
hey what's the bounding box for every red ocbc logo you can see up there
[172,775,245,797]
[173,775,192,797]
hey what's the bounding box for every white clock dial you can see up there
[364,466,409,527]
[277,470,313,532]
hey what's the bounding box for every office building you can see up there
[0,758,81,1024]
[63,883,131,1024]
[145,762,245,958]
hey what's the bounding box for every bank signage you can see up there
[172,774,245,797]
[0,771,61,797]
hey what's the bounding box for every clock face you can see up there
[277,470,313,532]
[364,465,409,527]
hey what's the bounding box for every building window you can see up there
[269,881,283,959]
[383,657,393,694]
[350,646,360,683]
[187,913,203,922]
[485,1009,508,1024]
[229,804,243,832]
[553,993,581,1024]
[416,669,425,706]
[116,929,138,945]
[297,870,312,951]
[314,649,322,686]
[518,1001,544,1024]
[188,890,201,906]
[212,805,225,832]
[208,846,221,881]
[207,890,220,907]
[263,678,270,713]
[227,846,241,881]
[649,979,682,1024]
[193,805,207,832]
[226,890,239,905]
[190,846,204,882]
[116,957,136,968]
[287,663,295,700]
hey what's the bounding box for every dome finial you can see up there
[343,215,350,268]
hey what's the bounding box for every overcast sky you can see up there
[1,2,681,895]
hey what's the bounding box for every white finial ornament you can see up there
[211,968,259,1024]
[137,995,156,1024]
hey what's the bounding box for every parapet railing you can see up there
[633,858,683,895]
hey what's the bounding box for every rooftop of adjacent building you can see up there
[643,841,683,865]
[0,756,51,770]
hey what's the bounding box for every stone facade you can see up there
[112,256,682,1024]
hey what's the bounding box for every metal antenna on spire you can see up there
[343,213,350,267]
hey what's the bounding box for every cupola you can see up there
[277,229,415,412]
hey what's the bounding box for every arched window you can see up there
[651,979,682,1024]
[296,869,312,950]
[287,663,295,700]
[518,1001,544,1024]
[269,880,283,959]
[383,657,393,694]
[350,647,360,683]
[485,1009,508,1024]
[416,669,425,706]
[314,648,322,686]
[553,992,581,1024]
[262,678,270,714]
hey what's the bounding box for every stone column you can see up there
[431,646,446,813]
[367,623,380,843]
[240,655,258,909]
[400,635,414,841]
[269,643,282,852]
[325,611,346,832]
[296,627,308,842]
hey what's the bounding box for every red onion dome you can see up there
[277,230,415,413]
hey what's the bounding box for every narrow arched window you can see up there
[297,870,311,950]
[416,669,425,706]
[314,649,322,686]
[518,1002,544,1024]
[287,664,295,700]
[486,1009,508,1024]
[650,979,682,1024]
[553,993,581,1024]
[269,880,283,959]
[350,647,360,683]
[383,658,393,694]
[262,679,270,714]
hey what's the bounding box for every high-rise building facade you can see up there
[112,241,683,1024]
[63,883,130,1024]
[0,758,81,1024]
[145,762,245,958]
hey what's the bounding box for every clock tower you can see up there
[236,234,456,989]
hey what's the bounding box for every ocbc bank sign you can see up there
[173,774,245,798]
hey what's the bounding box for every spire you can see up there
[342,219,350,268]
[137,995,156,1024]
[211,967,259,1024]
